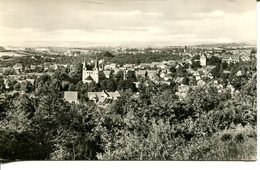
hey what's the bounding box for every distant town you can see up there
[0,44,257,106]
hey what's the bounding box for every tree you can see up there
[102,51,115,59]
[169,66,176,77]
[68,83,75,91]
[191,55,202,70]
[0,77,5,92]
[69,63,83,84]
[126,71,137,82]
[211,63,223,78]
[21,81,34,93]
[13,82,21,91]
[207,56,222,66]
[106,79,116,91]
[6,79,18,91]
[115,70,124,82]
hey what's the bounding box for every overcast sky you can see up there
[0,0,257,47]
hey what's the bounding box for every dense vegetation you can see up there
[0,58,256,160]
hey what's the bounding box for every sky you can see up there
[0,0,257,47]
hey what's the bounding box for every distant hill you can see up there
[191,43,256,48]
[0,46,6,51]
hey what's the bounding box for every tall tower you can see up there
[200,53,207,67]
[94,57,99,71]
[93,57,100,83]
[82,60,86,70]
[82,60,88,83]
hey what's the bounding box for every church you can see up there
[200,53,207,67]
[82,58,103,84]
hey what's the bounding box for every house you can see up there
[103,70,112,79]
[157,63,167,69]
[160,71,166,78]
[64,50,81,57]
[26,79,35,85]
[104,63,117,70]
[175,77,184,84]
[206,65,216,71]
[133,82,141,88]
[222,54,240,64]
[150,62,161,68]
[64,91,79,104]
[44,62,52,71]
[30,64,37,70]
[144,80,156,87]
[163,60,176,66]
[146,70,157,79]
[160,81,171,86]
[13,63,23,74]
[163,74,172,81]
[139,63,150,69]
[197,79,206,87]
[35,48,50,54]
[223,70,231,75]
[226,83,235,95]
[184,58,192,65]
[239,53,251,62]
[136,70,147,79]
[176,84,190,99]
[213,83,224,93]
[123,64,135,69]
[197,68,208,78]
[186,67,195,74]
[88,90,121,104]
[207,72,214,79]
[193,71,201,81]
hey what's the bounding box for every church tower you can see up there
[200,53,207,67]
[92,57,100,83]
[82,58,100,84]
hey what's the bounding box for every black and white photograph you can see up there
[0,0,257,161]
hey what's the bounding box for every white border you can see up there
[1,2,259,170]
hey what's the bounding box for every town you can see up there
[0,44,256,106]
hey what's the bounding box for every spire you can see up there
[83,60,86,69]
[102,62,104,70]
[94,56,99,71]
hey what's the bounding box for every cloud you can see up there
[0,0,256,46]
[97,10,163,17]
[195,10,226,18]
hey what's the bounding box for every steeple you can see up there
[83,60,86,70]
[94,56,99,71]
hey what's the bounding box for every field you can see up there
[0,51,28,60]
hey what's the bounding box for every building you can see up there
[88,90,121,104]
[200,53,207,67]
[82,57,101,84]
[150,62,161,68]
[64,91,79,104]
[146,70,158,79]
[13,63,23,74]
[136,70,147,79]
[222,54,240,64]
[104,63,117,70]
[176,84,190,99]
[64,50,81,57]
[123,64,135,69]
[103,70,112,79]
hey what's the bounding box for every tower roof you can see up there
[85,75,93,81]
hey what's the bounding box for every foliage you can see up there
[0,56,256,160]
